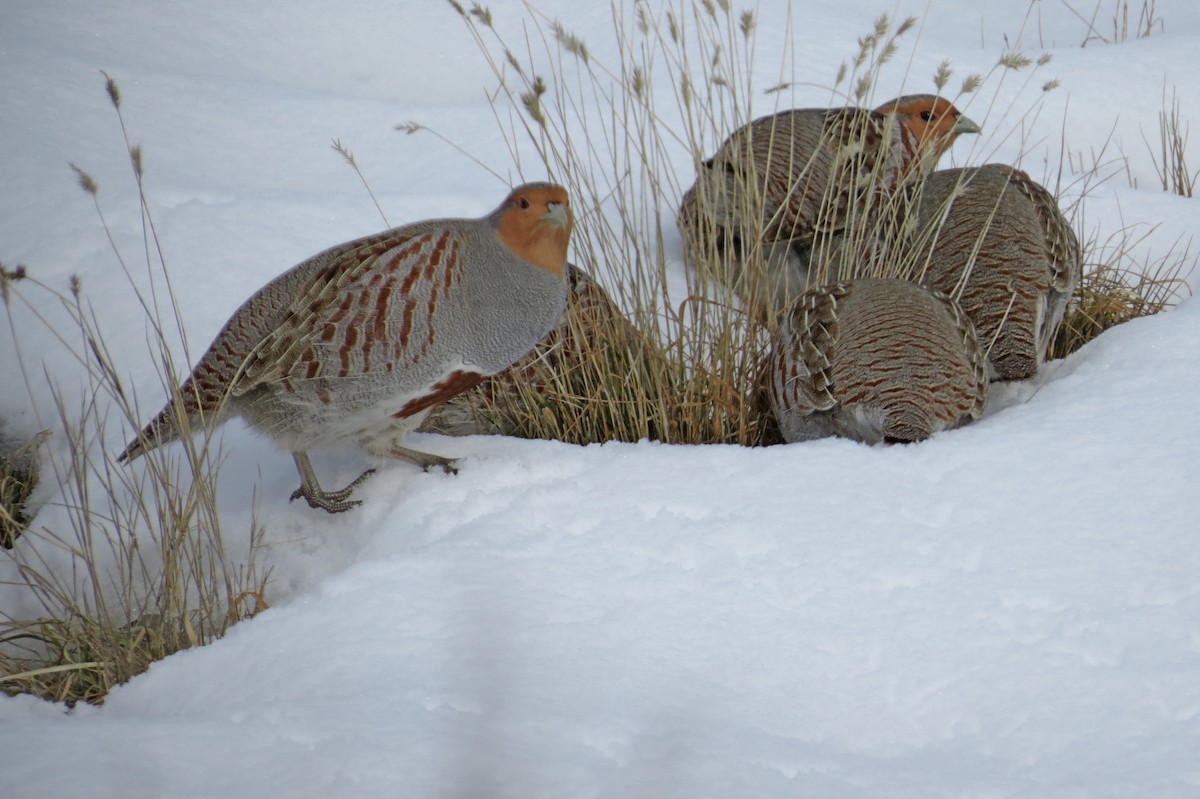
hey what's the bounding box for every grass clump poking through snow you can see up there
[0,77,268,706]
[1149,87,1197,198]
[1055,90,1195,359]
[1064,0,1164,46]
[431,4,987,446]
[436,2,1181,445]
[1048,225,1191,359]
[0,423,47,551]
[437,0,792,446]
[432,1,1190,445]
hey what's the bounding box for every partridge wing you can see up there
[774,282,848,416]
[1006,168,1081,297]
[234,226,471,394]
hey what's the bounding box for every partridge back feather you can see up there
[694,106,916,245]
[117,236,371,461]
[765,278,988,444]
[680,95,980,313]
[907,164,1081,381]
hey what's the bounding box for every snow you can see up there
[2,1,1199,797]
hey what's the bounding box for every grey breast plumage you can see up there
[906,164,1081,381]
[764,277,988,444]
[418,262,637,437]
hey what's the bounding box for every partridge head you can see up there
[497,184,574,275]
[118,182,573,512]
[872,94,981,173]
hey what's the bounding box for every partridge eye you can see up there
[519,197,531,209]
[920,110,934,122]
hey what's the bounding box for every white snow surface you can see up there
[2,1,1199,797]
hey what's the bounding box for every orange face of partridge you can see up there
[874,95,981,162]
[496,184,574,278]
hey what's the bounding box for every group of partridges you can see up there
[680,94,1079,445]
[119,94,1078,512]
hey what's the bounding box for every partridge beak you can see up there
[953,114,982,136]
[542,201,570,228]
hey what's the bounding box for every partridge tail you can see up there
[116,382,222,463]
[117,405,184,463]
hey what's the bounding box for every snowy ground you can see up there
[2,1,1199,797]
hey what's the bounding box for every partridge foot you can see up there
[386,445,459,475]
[289,468,377,514]
[289,452,378,514]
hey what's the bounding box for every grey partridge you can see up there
[906,164,1081,381]
[680,95,981,311]
[118,183,574,512]
[764,277,988,444]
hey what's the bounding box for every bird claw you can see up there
[289,468,377,514]
[423,458,459,475]
[289,490,362,514]
[384,445,459,475]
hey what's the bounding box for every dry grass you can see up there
[1064,0,1163,46]
[0,77,267,705]
[1049,226,1191,359]
[431,1,1135,446]
[437,0,798,446]
[1070,86,1197,198]
[1147,87,1196,198]
[0,428,48,551]
[1056,86,1194,359]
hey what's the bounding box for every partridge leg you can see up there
[385,445,459,474]
[289,451,376,513]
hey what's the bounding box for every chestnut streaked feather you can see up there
[906,164,1080,381]
[764,278,988,445]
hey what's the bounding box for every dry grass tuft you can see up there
[1146,87,1196,198]
[1065,0,1163,46]
[1,77,267,705]
[419,2,1191,451]
[1049,227,1191,359]
[435,0,801,446]
[0,431,48,550]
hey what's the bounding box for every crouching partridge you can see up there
[118,183,574,512]
[764,278,988,444]
[680,95,981,311]
[907,164,1080,381]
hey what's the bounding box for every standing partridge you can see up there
[764,277,988,444]
[680,95,981,311]
[906,164,1080,381]
[118,183,574,512]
